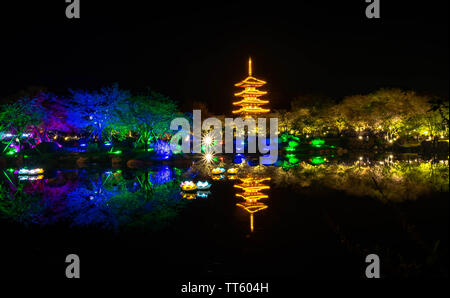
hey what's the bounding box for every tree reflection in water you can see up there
[268,160,449,202]
[191,157,448,202]
[0,167,189,231]
[0,157,448,277]
[0,159,448,230]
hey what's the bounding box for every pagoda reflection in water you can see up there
[234,176,271,232]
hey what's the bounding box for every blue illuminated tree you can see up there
[64,169,187,231]
[67,84,130,142]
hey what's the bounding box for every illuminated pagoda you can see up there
[234,176,271,232]
[232,58,270,118]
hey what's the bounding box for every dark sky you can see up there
[1,1,448,113]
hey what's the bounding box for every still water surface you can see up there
[0,155,448,279]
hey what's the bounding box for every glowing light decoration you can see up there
[233,153,245,164]
[310,139,325,148]
[232,58,270,117]
[0,133,14,139]
[212,174,225,180]
[5,148,17,155]
[233,157,243,164]
[196,181,211,190]
[288,156,299,164]
[180,181,197,192]
[18,175,44,181]
[203,135,213,147]
[155,140,172,158]
[227,167,239,174]
[211,167,226,175]
[181,192,197,200]
[16,168,44,175]
[150,167,174,185]
[202,151,215,164]
[310,156,325,165]
[288,140,299,148]
[197,191,211,198]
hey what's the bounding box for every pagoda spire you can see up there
[248,57,252,76]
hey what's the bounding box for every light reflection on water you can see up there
[0,156,448,231]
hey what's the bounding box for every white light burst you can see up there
[201,149,216,164]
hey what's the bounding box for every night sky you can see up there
[1,1,448,113]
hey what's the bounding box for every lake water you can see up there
[0,154,448,279]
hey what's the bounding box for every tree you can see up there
[428,98,449,135]
[335,89,435,140]
[114,91,182,151]
[32,92,76,144]
[328,105,347,136]
[290,94,335,136]
[273,109,294,133]
[0,97,44,153]
[66,84,130,142]
[192,101,213,118]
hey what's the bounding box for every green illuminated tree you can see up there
[114,91,182,151]
[0,97,44,153]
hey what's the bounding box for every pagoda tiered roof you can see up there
[232,98,269,106]
[234,184,270,193]
[234,76,267,88]
[236,202,268,214]
[234,177,271,201]
[234,176,271,232]
[234,89,267,97]
[232,107,270,114]
[236,193,269,202]
[232,58,270,116]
